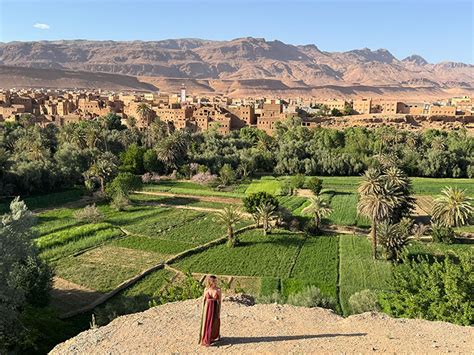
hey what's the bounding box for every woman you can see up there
[199,275,221,346]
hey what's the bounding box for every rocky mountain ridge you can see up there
[1,38,472,89]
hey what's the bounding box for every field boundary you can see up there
[60,224,257,319]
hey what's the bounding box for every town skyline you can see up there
[0,0,472,64]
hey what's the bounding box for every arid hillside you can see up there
[1,38,472,97]
[50,297,473,354]
[0,65,157,91]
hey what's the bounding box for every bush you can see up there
[279,180,294,196]
[106,172,142,199]
[191,171,218,185]
[290,174,305,189]
[287,286,335,309]
[430,222,455,244]
[243,192,279,214]
[379,252,473,326]
[349,289,380,314]
[110,190,130,211]
[149,274,203,307]
[307,177,323,195]
[219,164,235,186]
[257,291,284,304]
[73,204,103,223]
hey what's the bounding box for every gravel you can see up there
[50,296,474,354]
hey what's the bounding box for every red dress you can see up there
[199,290,221,346]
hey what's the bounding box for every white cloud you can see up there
[33,23,50,30]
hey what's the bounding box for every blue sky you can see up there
[0,0,472,63]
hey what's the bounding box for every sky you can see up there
[0,0,472,63]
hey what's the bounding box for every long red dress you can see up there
[199,290,221,346]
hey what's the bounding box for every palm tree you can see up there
[136,103,152,127]
[432,187,473,227]
[357,183,396,259]
[156,131,187,171]
[358,168,383,196]
[215,206,242,247]
[86,153,118,193]
[302,194,333,232]
[256,202,277,236]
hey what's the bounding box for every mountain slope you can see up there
[0,38,471,89]
[50,297,474,354]
[0,65,158,91]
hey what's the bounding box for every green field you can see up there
[21,175,471,339]
[338,235,393,315]
[0,188,84,213]
[174,229,305,277]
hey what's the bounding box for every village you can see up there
[0,86,473,134]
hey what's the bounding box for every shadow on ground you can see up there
[216,333,367,345]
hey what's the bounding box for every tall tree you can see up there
[358,170,397,259]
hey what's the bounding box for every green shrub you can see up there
[348,289,380,314]
[431,222,455,244]
[257,291,284,304]
[149,274,204,307]
[111,190,130,211]
[290,174,305,189]
[73,204,103,223]
[280,180,293,196]
[379,252,473,326]
[243,192,279,216]
[260,277,280,297]
[219,164,236,186]
[287,286,335,310]
[307,177,323,195]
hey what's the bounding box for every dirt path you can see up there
[139,201,224,213]
[135,190,243,204]
[51,298,474,354]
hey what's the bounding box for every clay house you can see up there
[352,98,372,115]
[428,105,456,116]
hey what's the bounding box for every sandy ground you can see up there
[50,297,473,354]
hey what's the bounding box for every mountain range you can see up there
[0,38,472,97]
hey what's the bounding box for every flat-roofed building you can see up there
[429,105,456,116]
[353,98,372,115]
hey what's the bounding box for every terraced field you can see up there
[23,175,471,328]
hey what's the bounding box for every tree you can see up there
[378,220,410,261]
[0,198,52,351]
[307,177,323,195]
[290,174,305,190]
[432,187,473,228]
[84,152,118,193]
[214,206,242,247]
[143,149,165,174]
[256,202,277,236]
[242,192,279,226]
[357,170,396,259]
[106,172,142,199]
[219,164,235,186]
[120,143,145,174]
[302,194,333,232]
[331,108,343,117]
[379,252,473,326]
[383,166,415,222]
[155,131,187,171]
[136,103,152,126]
